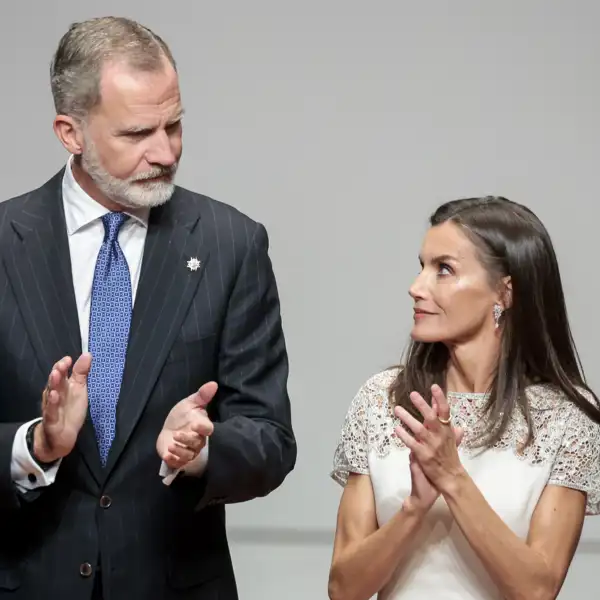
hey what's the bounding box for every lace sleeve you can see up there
[330,382,370,487]
[548,397,600,515]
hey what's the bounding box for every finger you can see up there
[173,431,199,445]
[431,395,439,416]
[45,355,71,391]
[190,418,214,437]
[394,425,419,451]
[194,381,218,409]
[51,356,72,376]
[409,456,422,477]
[46,358,71,398]
[42,371,62,414]
[394,405,428,440]
[71,353,93,384]
[167,443,196,464]
[454,426,464,446]
[409,392,437,428]
[173,431,205,452]
[181,382,218,412]
[48,359,71,399]
[43,390,61,425]
[46,369,62,393]
[162,452,187,470]
[168,441,196,457]
[431,385,450,421]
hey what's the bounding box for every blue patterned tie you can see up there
[88,212,132,465]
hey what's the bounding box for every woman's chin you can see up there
[410,325,442,344]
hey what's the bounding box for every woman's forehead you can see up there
[420,222,477,263]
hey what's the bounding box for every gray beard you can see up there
[80,136,178,209]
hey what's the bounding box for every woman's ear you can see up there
[501,276,512,309]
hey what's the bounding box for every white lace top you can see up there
[331,368,600,600]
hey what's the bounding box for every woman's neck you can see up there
[445,332,500,394]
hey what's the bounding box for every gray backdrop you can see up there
[1,1,598,598]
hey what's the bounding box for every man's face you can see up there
[79,58,183,209]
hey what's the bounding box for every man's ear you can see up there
[53,115,85,156]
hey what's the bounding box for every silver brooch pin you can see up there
[186,257,201,272]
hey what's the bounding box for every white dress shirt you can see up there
[10,156,206,491]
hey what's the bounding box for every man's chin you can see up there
[115,183,176,209]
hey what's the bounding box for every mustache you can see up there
[130,165,177,182]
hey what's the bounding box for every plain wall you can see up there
[1,2,599,598]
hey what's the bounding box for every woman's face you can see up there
[409,221,500,344]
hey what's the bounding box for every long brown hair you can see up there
[390,196,600,448]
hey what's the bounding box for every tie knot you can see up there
[102,212,128,243]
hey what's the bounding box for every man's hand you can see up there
[33,353,92,464]
[157,381,218,470]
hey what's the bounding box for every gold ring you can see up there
[438,415,452,425]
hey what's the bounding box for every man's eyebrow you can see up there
[117,109,185,135]
[167,108,185,124]
[118,124,154,135]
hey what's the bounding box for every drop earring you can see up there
[493,303,503,329]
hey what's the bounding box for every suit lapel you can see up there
[2,172,107,483]
[3,171,82,378]
[104,191,208,475]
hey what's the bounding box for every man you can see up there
[0,16,296,600]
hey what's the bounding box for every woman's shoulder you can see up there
[525,382,599,414]
[523,383,600,448]
[359,367,400,393]
[331,368,400,485]
[353,367,399,412]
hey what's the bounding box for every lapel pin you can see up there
[186,257,201,272]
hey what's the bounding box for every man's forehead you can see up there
[98,59,180,112]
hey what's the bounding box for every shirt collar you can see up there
[62,155,150,236]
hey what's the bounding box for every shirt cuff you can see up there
[11,419,61,492]
[160,439,209,486]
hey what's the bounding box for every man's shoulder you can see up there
[0,188,45,228]
[0,187,43,213]
[172,185,262,232]
[0,170,63,223]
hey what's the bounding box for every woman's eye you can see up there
[438,263,453,276]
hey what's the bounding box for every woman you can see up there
[328,197,600,600]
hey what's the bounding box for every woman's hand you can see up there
[395,385,466,495]
[406,451,439,512]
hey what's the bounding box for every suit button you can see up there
[99,495,112,508]
[79,563,93,578]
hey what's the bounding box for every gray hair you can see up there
[50,16,177,119]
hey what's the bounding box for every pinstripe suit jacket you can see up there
[0,170,296,600]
